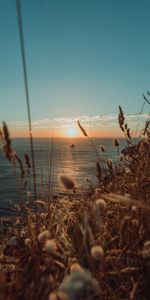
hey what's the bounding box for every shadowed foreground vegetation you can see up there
[0,105,150,300]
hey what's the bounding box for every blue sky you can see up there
[0,0,150,136]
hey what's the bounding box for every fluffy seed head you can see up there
[144,241,150,249]
[70,263,83,273]
[91,245,104,261]
[38,230,50,243]
[100,145,105,152]
[58,174,75,190]
[44,239,57,254]
[125,167,131,174]
[119,153,124,161]
[107,158,113,168]
[95,198,107,214]
[24,238,32,249]
[113,139,119,147]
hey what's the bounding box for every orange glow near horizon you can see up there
[10,127,123,139]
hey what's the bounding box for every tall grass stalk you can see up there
[16,0,37,201]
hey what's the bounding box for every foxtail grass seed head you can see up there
[58,174,75,191]
[20,230,26,237]
[142,241,150,259]
[144,241,150,249]
[24,238,32,249]
[95,188,101,195]
[113,139,119,147]
[131,205,138,212]
[70,263,83,273]
[95,198,107,214]
[44,239,57,254]
[125,167,131,174]
[38,230,50,243]
[15,219,20,225]
[91,245,104,261]
[119,153,124,161]
[107,158,113,168]
[100,145,105,152]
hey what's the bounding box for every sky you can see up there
[0,0,150,137]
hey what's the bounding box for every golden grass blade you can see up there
[101,193,150,211]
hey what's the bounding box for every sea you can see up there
[0,138,126,217]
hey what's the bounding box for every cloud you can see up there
[7,113,149,132]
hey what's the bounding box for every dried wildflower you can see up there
[125,167,131,174]
[91,245,104,261]
[24,238,32,249]
[142,241,150,259]
[107,158,113,169]
[113,139,119,147]
[131,205,138,212]
[95,198,107,214]
[20,230,26,237]
[144,241,150,249]
[58,174,75,191]
[44,239,57,254]
[100,145,105,152]
[119,153,124,161]
[38,230,50,243]
[15,219,20,225]
[70,263,83,273]
[95,188,101,194]
[58,269,99,300]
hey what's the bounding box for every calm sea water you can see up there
[0,138,126,216]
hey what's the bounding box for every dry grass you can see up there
[0,105,150,300]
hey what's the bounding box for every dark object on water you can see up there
[70,144,75,148]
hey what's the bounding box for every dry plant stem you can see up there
[78,120,107,176]
[48,134,54,204]
[16,0,37,203]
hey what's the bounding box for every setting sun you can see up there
[65,126,78,137]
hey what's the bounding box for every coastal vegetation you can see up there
[0,103,150,300]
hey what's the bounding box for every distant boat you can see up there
[70,143,75,148]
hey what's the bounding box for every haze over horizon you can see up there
[0,0,150,137]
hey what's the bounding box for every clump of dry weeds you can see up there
[0,103,150,300]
